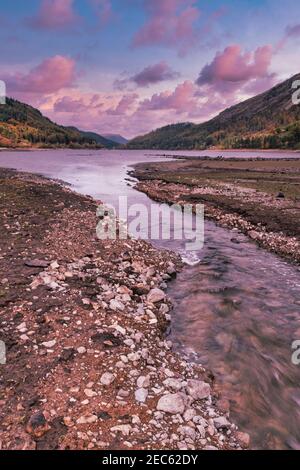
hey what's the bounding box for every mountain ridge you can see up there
[127,74,300,150]
[0,98,115,149]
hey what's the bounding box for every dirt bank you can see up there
[0,168,247,451]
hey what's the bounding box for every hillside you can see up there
[66,127,118,149]
[0,98,111,149]
[103,134,128,145]
[127,74,300,150]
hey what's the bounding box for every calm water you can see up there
[0,149,300,449]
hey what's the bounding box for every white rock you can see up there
[157,393,186,415]
[100,372,115,386]
[77,347,86,354]
[137,375,150,388]
[76,415,98,425]
[84,389,97,398]
[42,340,57,349]
[111,425,132,436]
[163,378,184,391]
[186,379,211,401]
[109,299,125,311]
[147,288,166,303]
[135,388,149,403]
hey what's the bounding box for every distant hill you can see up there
[66,127,118,149]
[127,74,300,150]
[103,134,128,145]
[0,98,110,149]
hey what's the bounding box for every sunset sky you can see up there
[1,0,300,138]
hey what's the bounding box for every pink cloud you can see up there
[107,93,139,115]
[5,55,77,95]
[132,0,201,55]
[29,0,78,30]
[140,80,197,114]
[197,44,273,87]
[54,95,103,113]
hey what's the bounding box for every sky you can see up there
[1,0,300,138]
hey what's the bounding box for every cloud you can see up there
[28,0,78,30]
[54,95,103,113]
[139,80,197,113]
[107,93,139,115]
[197,44,273,86]
[285,24,300,38]
[132,61,179,87]
[5,55,77,95]
[132,0,201,55]
[114,61,179,89]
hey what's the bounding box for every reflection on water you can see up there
[0,149,300,449]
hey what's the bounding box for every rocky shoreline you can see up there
[0,168,248,451]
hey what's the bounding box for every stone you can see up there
[109,300,125,311]
[76,415,98,425]
[147,288,166,303]
[25,260,49,268]
[186,379,211,401]
[84,389,97,398]
[26,412,50,438]
[42,340,57,349]
[111,425,132,436]
[236,431,250,448]
[77,347,86,354]
[137,375,150,388]
[100,372,115,386]
[163,378,183,391]
[156,393,186,415]
[213,416,230,430]
[135,388,148,403]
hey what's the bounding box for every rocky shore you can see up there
[0,168,248,451]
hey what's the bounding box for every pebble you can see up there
[100,372,115,386]
[156,393,186,415]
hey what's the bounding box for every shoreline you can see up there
[0,168,248,451]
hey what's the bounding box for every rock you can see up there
[186,380,211,401]
[25,260,49,268]
[213,416,231,430]
[84,389,97,398]
[276,192,285,199]
[77,347,86,354]
[135,388,148,403]
[163,378,184,391]
[109,299,125,311]
[248,230,260,240]
[42,340,57,349]
[183,408,196,422]
[50,261,59,269]
[178,425,196,441]
[111,425,132,436]
[26,412,50,438]
[147,288,166,303]
[76,415,98,425]
[133,284,150,296]
[157,393,186,415]
[100,372,115,386]
[137,375,150,388]
[236,431,250,448]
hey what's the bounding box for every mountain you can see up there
[103,134,128,145]
[66,127,118,149]
[127,74,300,150]
[0,98,110,149]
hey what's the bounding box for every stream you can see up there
[0,148,300,449]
